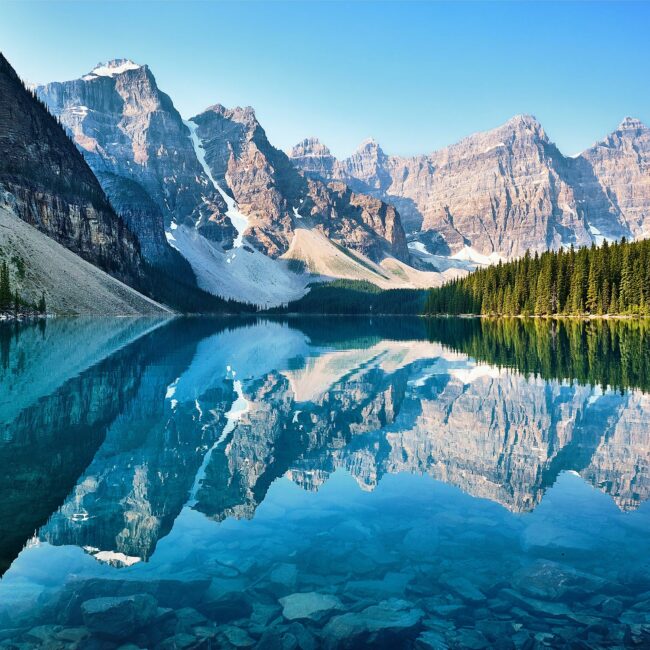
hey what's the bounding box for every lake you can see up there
[1,316,649,649]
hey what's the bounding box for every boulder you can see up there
[81,594,157,639]
[323,598,424,648]
[279,592,342,621]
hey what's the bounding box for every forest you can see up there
[0,258,45,317]
[271,280,426,315]
[424,238,650,317]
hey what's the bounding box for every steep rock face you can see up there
[0,54,143,285]
[191,105,409,262]
[36,60,235,262]
[291,136,337,177]
[578,117,650,239]
[291,115,650,259]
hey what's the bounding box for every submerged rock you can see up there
[80,594,157,639]
[512,560,606,601]
[279,592,342,621]
[322,598,424,648]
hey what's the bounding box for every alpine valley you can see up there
[2,54,650,312]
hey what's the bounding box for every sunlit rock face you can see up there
[36,60,234,263]
[0,54,143,286]
[191,105,409,262]
[291,115,650,259]
[578,117,650,239]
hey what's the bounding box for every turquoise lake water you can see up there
[0,317,649,649]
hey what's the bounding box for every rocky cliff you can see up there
[35,61,426,306]
[578,117,650,240]
[36,60,235,264]
[291,115,650,260]
[0,53,144,286]
[190,104,409,262]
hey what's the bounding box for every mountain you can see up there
[578,117,650,240]
[36,60,234,262]
[291,115,650,261]
[37,61,455,307]
[0,53,168,314]
[190,104,408,262]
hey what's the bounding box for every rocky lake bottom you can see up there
[0,316,649,649]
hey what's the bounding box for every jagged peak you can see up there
[290,137,333,158]
[617,116,647,131]
[201,103,258,125]
[501,114,546,137]
[505,113,540,127]
[82,59,143,80]
[354,137,385,156]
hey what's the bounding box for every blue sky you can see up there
[1,1,649,158]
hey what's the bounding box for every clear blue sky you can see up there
[1,1,649,158]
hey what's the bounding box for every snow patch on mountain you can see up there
[184,119,249,247]
[451,246,504,266]
[587,222,616,246]
[83,59,141,80]
[167,224,311,307]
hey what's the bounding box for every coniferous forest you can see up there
[424,238,650,317]
[0,258,46,317]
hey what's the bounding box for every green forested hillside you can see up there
[272,280,426,315]
[424,238,650,316]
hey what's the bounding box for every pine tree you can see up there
[0,262,11,310]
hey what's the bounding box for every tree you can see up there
[0,262,11,310]
[423,237,650,318]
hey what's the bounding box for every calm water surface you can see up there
[1,317,649,649]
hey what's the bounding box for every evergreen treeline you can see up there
[423,317,650,394]
[271,280,426,315]
[424,238,650,316]
[0,259,46,317]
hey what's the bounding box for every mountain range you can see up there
[291,115,650,265]
[1,53,649,311]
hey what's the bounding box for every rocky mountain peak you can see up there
[37,61,234,264]
[82,59,143,80]
[290,137,337,178]
[0,52,145,286]
[497,114,547,142]
[616,116,648,133]
[204,104,258,128]
[291,137,332,159]
[355,137,385,156]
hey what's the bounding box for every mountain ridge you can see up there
[290,113,650,260]
[36,59,456,307]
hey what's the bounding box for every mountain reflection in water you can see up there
[0,316,649,649]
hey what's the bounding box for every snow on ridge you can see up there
[184,119,249,248]
[83,59,141,80]
[407,241,428,254]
